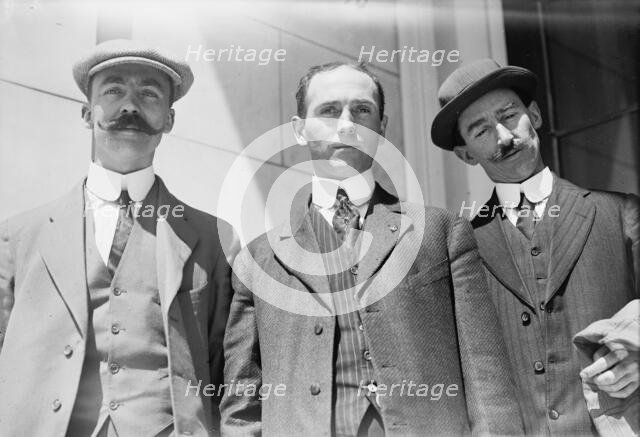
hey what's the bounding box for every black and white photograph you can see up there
[0,0,638,435]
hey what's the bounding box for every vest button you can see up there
[113,287,123,296]
[531,247,541,256]
[549,409,560,420]
[52,399,62,412]
[521,312,531,326]
[111,324,120,335]
[539,301,546,311]
[110,363,120,374]
[109,400,118,410]
[363,350,372,361]
[314,324,323,335]
[358,324,364,331]
[534,360,545,374]
[310,383,321,395]
[63,345,73,357]
[350,266,359,276]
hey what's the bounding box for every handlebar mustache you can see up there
[97,113,164,136]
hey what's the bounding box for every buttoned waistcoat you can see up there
[0,177,236,437]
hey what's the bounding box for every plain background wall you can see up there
[1,0,506,243]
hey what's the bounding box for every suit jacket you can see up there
[0,177,235,437]
[221,185,524,436]
[472,174,640,435]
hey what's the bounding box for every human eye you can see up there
[103,87,122,96]
[141,88,160,98]
[474,127,488,138]
[319,106,339,116]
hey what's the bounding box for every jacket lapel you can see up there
[155,178,199,316]
[473,191,535,309]
[546,176,595,300]
[271,186,333,297]
[39,181,89,337]
[357,186,405,282]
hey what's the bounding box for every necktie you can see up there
[332,188,361,243]
[516,193,537,239]
[107,190,134,276]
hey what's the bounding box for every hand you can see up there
[580,345,639,398]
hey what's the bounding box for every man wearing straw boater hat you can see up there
[431,59,639,435]
[0,39,235,436]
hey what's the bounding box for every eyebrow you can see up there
[99,76,125,86]
[465,102,518,134]
[140,78,165,89]
[496,102,516,115]
[465,117,488,135]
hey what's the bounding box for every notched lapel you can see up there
[272,210,333,297]
[357,200,405,282]
[155,179,199,316]
[546,178,595,300]
[39,181,89,337]
[473,192,535,309]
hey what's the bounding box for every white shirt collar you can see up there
[496,166,553,208]
[311,168,375,209]
[86,162,155,202]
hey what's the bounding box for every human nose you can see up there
[337,109,356,135]
[496,123,514,147]
[119,92,141,115]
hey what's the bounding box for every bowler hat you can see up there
[73,39,194,102]
[430,59,537,150]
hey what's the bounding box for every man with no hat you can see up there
[221,62,524,436]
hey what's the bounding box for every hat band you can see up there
[88,56,183,86]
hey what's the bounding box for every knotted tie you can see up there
[107,190,134,276]
[516,193,537,240]
[332,188,361,243]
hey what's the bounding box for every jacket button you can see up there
[314,324,323,335]
[109,400,118,410]
[531,247,541,256]
[111,324,120,335]
[310,383,321,395]
[363,350,372,361]
[521,312,531,326]
[534,360,545,374]
[549,409,559,420]
[63,345,74,357]
[350,266,358,276]
[110,363,120,374]
[52,399,62,412]
[113,287,123,296]
[358,324,364,331]
[539,301,546,311]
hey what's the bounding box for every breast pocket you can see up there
[403,258,450,290]
[188,281,209,315]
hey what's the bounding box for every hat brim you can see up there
[430,67,537,150]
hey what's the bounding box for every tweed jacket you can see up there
[0,177,235,436]
[221,185,524,436]
[472,174,640,435]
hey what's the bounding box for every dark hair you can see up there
[295,62,385,120]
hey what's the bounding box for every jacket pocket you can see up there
[403,258,450,289]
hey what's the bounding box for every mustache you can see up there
[97,113,163,136]
[490,137,531,162]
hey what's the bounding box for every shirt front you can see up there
[311,168,375,228]
[496,166,553,226]
[85,162,156,265]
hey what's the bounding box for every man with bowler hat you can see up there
[431,58,639,435]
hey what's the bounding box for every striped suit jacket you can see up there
[472,174,640,435]
[221,184,524,436]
